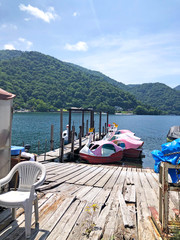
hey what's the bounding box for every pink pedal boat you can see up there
[80,132,123,164]
[104,124,144,158]
[80,125,144,163]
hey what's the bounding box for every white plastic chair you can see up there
[0,161,46,238]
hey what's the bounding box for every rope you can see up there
[164,151,180,156]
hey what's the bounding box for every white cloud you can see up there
[66,32,180,87]
[18,38,33,50]
[0,24,17,30]
[65,41,88,51]
[4,44,15,50]
[73,12,78,17]
[19,4,57,23]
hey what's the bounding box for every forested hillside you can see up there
[125,83,180,115]
[174,85,180,91]
[0,50,178,114]
[0,50,145,114]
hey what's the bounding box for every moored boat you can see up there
[80,131,123,164]
[167,126,180,142]
[104,123,144,158]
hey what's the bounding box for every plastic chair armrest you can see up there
[33,172,46,189]
[0,172,14,188]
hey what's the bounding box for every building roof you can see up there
[0,88,16,100]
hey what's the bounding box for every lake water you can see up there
[11,112,180,169]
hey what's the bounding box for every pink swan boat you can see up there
[80,132,123,164]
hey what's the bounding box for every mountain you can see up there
[174,85,180,91]
[124,83,180,115]
[0,50,178,115]
[0,50,145,114]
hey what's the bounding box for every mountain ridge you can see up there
[0,50,179,115]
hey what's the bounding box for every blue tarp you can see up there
[151,138,180,183]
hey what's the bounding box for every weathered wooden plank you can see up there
[92,188,111,205]
[103,167,122,190]
[124,184,136,203]
[32,195,77,240]
[85,168,109,186]
[89,170,128,239]
[132,171,157,240]
[46,199,82,240]
[75,185,93,199]
[75,166,104,185]
[66,166,98,184]
[118,191,134,227]
[94,168,117,188]
[81,187,102,202]
[47,164,86,181]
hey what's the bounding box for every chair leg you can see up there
[12,208,16,220]
[34,198,39,224]
[24,204,33,238]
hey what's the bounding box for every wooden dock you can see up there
[0,162,179,240]
[36,136,89,162]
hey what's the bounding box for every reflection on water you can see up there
[12,113,180,169]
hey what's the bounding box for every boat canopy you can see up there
[167,126,180,140]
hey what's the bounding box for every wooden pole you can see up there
[44,139,47,161]
[68,109,72,143]
[60,109,63,147]
[50,124,54,150]
[107,112,109,133]
[59,138,64,162]
[79,126,82,150]
[99,111,102,140]
[86,119,88,136]
[71,126,75,159]
[82,110,84,137]
[90,110,94,128]
[105,123,107,134]
[38,141,40,155]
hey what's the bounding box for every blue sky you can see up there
[0,0,180,88]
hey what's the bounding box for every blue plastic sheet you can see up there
[151,138,180,183]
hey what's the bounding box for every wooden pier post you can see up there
[105,123,107,134]
[71,126,75,158]
[86,120,88,136]
[38,141,40,155]
[82,110,84,137]
[99,111,102,140]
[60,109,63,147]
[59,138,64,162]
[90,110,94,128]
[44,139,47,161]
[68,108,72,143]
[107,112,109,133]
[50,124,54,150]
[79,126,82,150]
